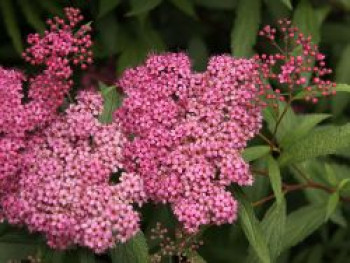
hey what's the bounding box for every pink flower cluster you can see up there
[0,8,93,222]
[117,53,262,232]
[2,9,337,253]
[0,7,144,253]
[0,69,27,208]
[24,7,93,111]
[2,91,145,253]
[257,19,336,104]
[23,7,93,77]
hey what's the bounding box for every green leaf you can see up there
[0,0,23,54]
[117,24,164,74]
[280,114,331,148]
[110,232,149,263]
[322,22,350,44]
[325,163,337,186]
[186,251,206,263]
[267,156,283,204]
[282,205,326,250]
[0,230,41,244]
[18,0,45,32]
[338,178,350,190]
[247,200,286,263]
[263,0,291,20]
[194,0,237,9]
[306,245,323,263]
[95,15,120,57]
[231,0,261,57]
[242,146,270,162]
[0,243,38,262]
[99,83,122,124]
[262,107,277,132]
[279,124,350,166]
[263,101,297,142]
[273,102,298,142]
[330,209,347,228]
[235,189,271,263]
[293,1,329,84]
[35,0,63,15]
[261,201,286,261]
[335,83,350,93]
[294,83,350,100]
[61,251,80,263]
[127,0,162,16]
[170,0,197,18]
[117,43,149,74]
[188,36,208,71]
[79,250,95,263]
[332,45,350,117]
[0,229,40,262]
[281,0,292,9]
[293,0,320,43]
[325,192,339,221]
[98,0,121,18]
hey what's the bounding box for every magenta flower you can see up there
[1,91,145,253]
[117,53,262,232]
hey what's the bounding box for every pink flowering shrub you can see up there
[0,7,93,222]
[2,90,145,253]
[0,69,28,210]
[117,53,262,232]
[0,4,346,261]
[0,7,147,254]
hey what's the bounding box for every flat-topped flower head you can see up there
[2,91,145,253]
[117,53,262,232]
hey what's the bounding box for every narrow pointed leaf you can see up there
[194,0,236,9]
[0,243,38,262]
[188,36,208,71]
[325,192,339,221]
[235,189,271,263]
[98,0,121,18]
[243,146,270,162]
[19,0,45,32]
[294,83,350,100]
[267,156,283,204]
[281,0,292,9]
[127,0,162,16]
[187,251,206,263]
[99,83,122,124]
[279,124,350,166]
[35,0,63,15]
[170,0,197,18]
[246,200,286,263]
[110,232,149,263]
[280,114,331,148]
[0,0,23,54]
[231,0,261,57]
[282,205,326,250]
[293,0,320,43]
[335,83,350,93]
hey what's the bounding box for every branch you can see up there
[252,181,350,207]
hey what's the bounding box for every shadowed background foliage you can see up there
[1,0,350,262]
